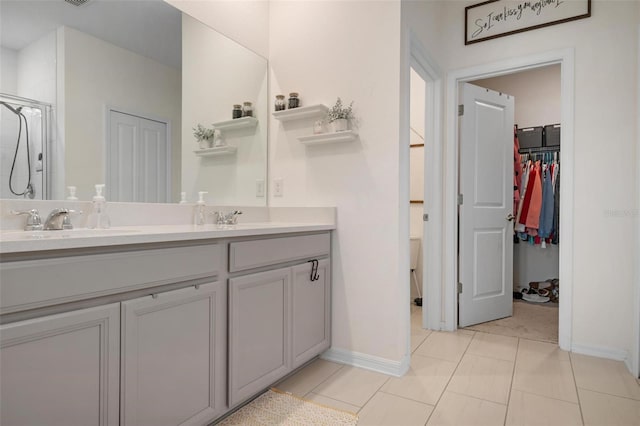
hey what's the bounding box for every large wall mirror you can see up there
[0,0,268,206]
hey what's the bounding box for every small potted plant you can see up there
[326,97,354,132]
[193,124,215,149]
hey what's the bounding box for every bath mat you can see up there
[217,388,358,425]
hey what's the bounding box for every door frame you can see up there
[440,48,575,351]
[405,31,444,345]
[104,105,172,202]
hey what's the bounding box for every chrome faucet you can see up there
[11,209,44,231]
[43,208,81,230]
[213,210,243,225]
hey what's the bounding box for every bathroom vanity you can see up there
[0,220,333,426]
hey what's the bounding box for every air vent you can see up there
[64,0,92,6]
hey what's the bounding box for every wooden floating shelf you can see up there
[194,146,237,157]
[298,130,358,146]
[272,104,328,122]
[212,116,258,131]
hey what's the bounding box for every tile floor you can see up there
[276,306,640,425]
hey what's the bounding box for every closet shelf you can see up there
[298,130,357,146]
[272,104,328,122]
[213,116,258,131]
[194,146,237,157]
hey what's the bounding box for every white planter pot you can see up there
[199,138,214,149]
[331,119,348,132]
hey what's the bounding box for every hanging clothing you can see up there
[538,166,555,238]
[524,161,543,232]
[513,126,522,214]
[552,170,560,245]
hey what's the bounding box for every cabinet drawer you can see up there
[0,244,222,315]
[229,233,330,273]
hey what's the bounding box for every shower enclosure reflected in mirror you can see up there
[0,95,51,200]
[0,0,268,205]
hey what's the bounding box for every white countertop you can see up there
[0,222,335,255]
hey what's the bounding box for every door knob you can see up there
[506,213,515,222]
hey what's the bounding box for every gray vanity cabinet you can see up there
[120,281,226,426]
[227,233,331,408]
[228,268,291,407]
[292,259,331,369]
[0,303,120,426]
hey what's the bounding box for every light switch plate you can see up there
[274,178,283,197]
[256,179,265,197]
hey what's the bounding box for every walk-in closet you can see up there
[464,64,561,343]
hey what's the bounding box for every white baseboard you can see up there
[320,348,410,377]
[571,343,628,362]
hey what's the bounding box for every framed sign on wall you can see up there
[465,0,591,45]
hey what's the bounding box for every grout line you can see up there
[445,389,508,406]
[423,331,475,425]
[575,387,640,402]
[503,337,521,426]
[305,363,346,397]
[353,372,392,414]
[567,353,586,425]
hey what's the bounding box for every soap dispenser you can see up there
[88,184,111,229]
[66,186,78,201]
[179,192,188,205]
[194,191,207,226]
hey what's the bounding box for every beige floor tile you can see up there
[411,328,431,353]
[381,354,458,405]
[467,332,518,362]
[414,330,473,362]
[517,338,569,362]
[446,353,514,404]
[312,365,390,407]
[357,392,434,426]
[304,392,360,414]
[579,388,640,426]
[275,359,343,397]
[505,389,582,426]
[571,353,640,400]
[426,391,506,426]
[512,356,578,403]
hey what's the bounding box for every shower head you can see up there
[0,101,22,115]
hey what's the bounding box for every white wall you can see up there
[61,27,181,201]
[1,47,18,95]
[404,0,639,359]
[180,13,268,206]
[269,0,405,363]
[473,64,561,128]
[166,0,269,59]
[473,65,561,291]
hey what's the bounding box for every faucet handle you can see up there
[11,209,44,231]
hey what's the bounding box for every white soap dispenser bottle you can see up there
[88,184,111,229]
[179,192,188,204]
[66,186,78,201]
[194,191,207,226]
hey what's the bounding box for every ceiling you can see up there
[0,0,182,69]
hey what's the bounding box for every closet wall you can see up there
[472,64,561,291]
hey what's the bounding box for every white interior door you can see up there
[107,110,170,202]
[459,83,514,327]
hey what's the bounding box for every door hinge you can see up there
[458,282,463,294]
[423,213,429,222]
[458,194,463,205]
[458,104,464,116]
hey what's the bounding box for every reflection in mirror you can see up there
[0,0,268,206]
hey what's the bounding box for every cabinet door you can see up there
[292,259,331,368]
[121,281,225,426]
[228,268,290,407]
[0,303,120,426]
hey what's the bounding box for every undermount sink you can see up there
[1,228,141,241]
